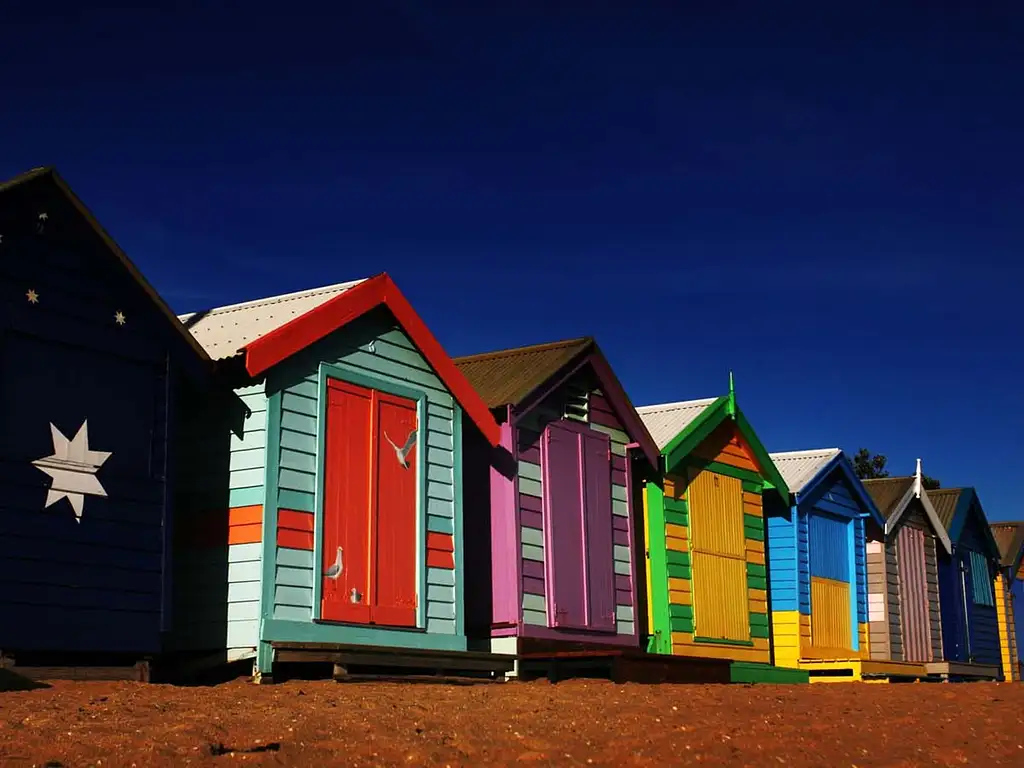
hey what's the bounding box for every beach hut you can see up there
[990,521,1024,681]
[453,338,662,673]
[0,167,214,676]
[172,274,509,682]
[862,466,948,679]
[764,449,888,682]
[636,378,807,683]
[928,485,1003,680]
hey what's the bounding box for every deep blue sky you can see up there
[3,3,1022,519]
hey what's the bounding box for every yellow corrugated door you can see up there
[810,577,852,649]
[689,469,750,642]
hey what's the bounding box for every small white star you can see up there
[26,289,39,304]
[114,310,126,326]
[38,212,48,221]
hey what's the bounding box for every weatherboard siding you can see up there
[512,379,636,642]
[171,384,267,656]
[866,537,891,659]
[959,518,1000,666]
[0,184,197,655]
[769,470,869,667]
[263,308,460,644]
[871,501,943,663]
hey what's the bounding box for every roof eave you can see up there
[242,273,503,447]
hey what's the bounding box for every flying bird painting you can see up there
[383,427,417,469]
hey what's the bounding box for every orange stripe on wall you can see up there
[179,505,264,548]
[228,505,264,545]
[427,531,455,569]
[277,509,315,551]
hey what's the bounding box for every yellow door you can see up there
[688,469,750,642]
[810,577,852,650]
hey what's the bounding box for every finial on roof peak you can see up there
[727,370,736,417]
[914,458,923,498]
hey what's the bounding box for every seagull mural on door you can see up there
[383,427,417,469]
[31,419,112,522]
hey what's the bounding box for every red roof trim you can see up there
[242,273,502,446]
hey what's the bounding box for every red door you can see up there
[321,378,419,627]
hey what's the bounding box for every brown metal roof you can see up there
[861,477,914,520]
[453,337,593,408]
[927,488,962,532]
[991,522,1024,568]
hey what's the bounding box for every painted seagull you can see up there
[383,427,417,469]
[325,547,343,580]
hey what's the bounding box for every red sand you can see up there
[2,677,1023,766]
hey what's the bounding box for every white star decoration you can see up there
[31,420,112,523]
[26,289,39,304]
[114,311,126,326]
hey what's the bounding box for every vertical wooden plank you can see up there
[371,390,419,627]
[688,469,749,642]
[897,525,932,663]
[582,431,615,631]
[543,423,587,629]
[810,577,852,649]
[320,379,373,624]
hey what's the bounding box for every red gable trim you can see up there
[243,273,502,446]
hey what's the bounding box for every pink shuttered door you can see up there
[542,423,616,632]
[896,525,932,663]
[582,431,616,631]
[544,425,587,630]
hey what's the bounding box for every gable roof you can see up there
[179,280,366,360]
[636,387,790,499]
[862,474,952,554]
[634,398,718,451]
[931,487,1002,562]
[770,448,842,495]
[928,489,960,533]
[454,337,660,470]
[0,166,213,372]
[991,522,1024,573]
[453,337,592,409]
[181,273,502,446]
[768,448,886,526]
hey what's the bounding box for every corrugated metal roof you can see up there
[453,337,592,408]
[768,448,842,495]
[862,477,915,520]
[927,488,961,532]
[991,522,1024,568]
[635,398,718,451]
[178,279,367,360]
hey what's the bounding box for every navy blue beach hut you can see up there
[928,486,1003,680]
[0,167,213,675]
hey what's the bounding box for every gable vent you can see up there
[563,384,590,423]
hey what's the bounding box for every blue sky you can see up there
[3,3,1022,519]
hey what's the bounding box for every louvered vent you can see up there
[563,384,590,422]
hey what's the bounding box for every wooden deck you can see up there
[0,655,150,683]
[924,661,1001,681]
[800,658,929,683]
[267,642,516,683]
[517,649,733,684]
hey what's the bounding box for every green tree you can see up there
[852,448,889,479]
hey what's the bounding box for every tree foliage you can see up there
[852,448,889,479]
[850,448,940,489]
